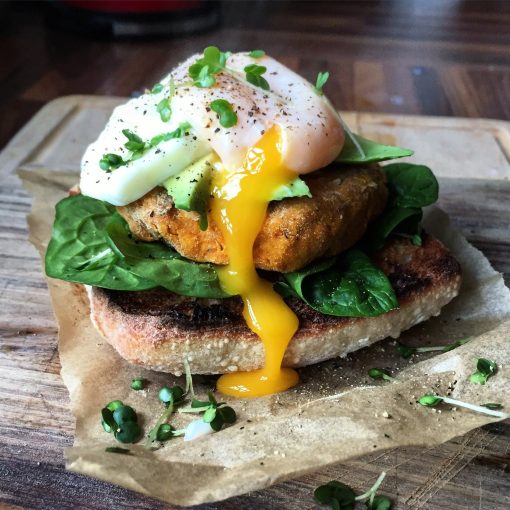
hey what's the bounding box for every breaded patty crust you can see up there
[89,234,462,375]
[117,164,388,273]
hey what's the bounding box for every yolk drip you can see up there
[211,126,299,398]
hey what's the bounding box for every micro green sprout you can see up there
[100,400,141,444]
[396,337,471,359]
[210,99,238,128]
[248,49,265,58]
[469,358,497,385]
[145,384,185,448]
[418,394,509,418]
[314,71,329,95]
[105,446,131,455]
[314,471,391,509]
[368,368,397,383]
[130,378,145,391]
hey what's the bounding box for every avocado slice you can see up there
[162,153,312,231]
[161,154,217,231]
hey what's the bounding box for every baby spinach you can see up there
[336,133,413,165]
[281,249,398,317]
[45,194,228,298]
[366,163,438,249]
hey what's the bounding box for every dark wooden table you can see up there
[1,1,510,509]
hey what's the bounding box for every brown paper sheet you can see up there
[21,167,510,506]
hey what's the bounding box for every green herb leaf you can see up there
[368,495,392,510]
[244,64,270,90]
[470,358,497,385]
[368,368,396,382]
[150,122,191,146]
[282,249,398,318]
[210,99,238,128]
[248,49,266,58]
[314,481,356,509]
[336,133,413,165]
[156,423,175,441]
[113,405,138,425]
[396,342,416,358]
[188,46,230,87]
[122,129,145,152]
[130,378,145,391]
[105,447,131,455]
[106,400,124,412]
[418,394,443,407]
[203,407,217,423]
[45,195,229,298]
[482,403,503,410]
[101,408,117,433]
[159,385,184,404]
[156,98,172,122]
[151,83,163,94]
[115,421,141,443]
[99,153,125,172]
[315,71,330,95]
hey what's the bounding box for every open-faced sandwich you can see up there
[45,47,461,397]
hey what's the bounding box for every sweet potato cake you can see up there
[117,164,388,273]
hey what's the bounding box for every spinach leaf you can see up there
[282,249,398,317]
[105,216,228,298]
[366,163,438,249]
[45,195,155,291]
[270,177,311,201]
[336,133,413,165]
[45,195,229,298]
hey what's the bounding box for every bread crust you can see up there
[89,234,462,375]
[116,164,388,273]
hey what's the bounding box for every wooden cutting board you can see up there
[1,96,509,510]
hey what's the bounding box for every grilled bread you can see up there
[88,234,461,375]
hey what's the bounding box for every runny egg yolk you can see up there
[211,126,299,397]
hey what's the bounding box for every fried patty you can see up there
[89,234,462,375]
[117,164,388,273]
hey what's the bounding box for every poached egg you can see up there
[80,50,345,397]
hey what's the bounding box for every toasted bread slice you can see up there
[89,234,461,375]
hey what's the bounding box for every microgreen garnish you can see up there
[482,403,504,410]
[314,71,330,95]
[150,122,191,146]
[418,394,509,418]
[99,153,125,172]
[188,46,230,88]
[368,368,397,383]
[122,129,145,153]
[151,82,164,94]
[396,337,471,359]
[470,358,497,385]
[131,378,145,391]
[156,97,172,122]
[145,384,186,448]
[100,400,141,443]
[210,99,238,128]
[314,471,391,510]
[179,391,237,432]
[105,446,131,455]
[99,123,191,171]
[244,63,270,90]
[249,49,265,58]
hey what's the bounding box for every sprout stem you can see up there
[439,396,509,418]
[355,471,386,502]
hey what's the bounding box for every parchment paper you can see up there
[21,167,510,507]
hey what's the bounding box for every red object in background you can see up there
[48,0,220,38]
[64,1,203,13]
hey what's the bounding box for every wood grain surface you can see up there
[1,1,510,508]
